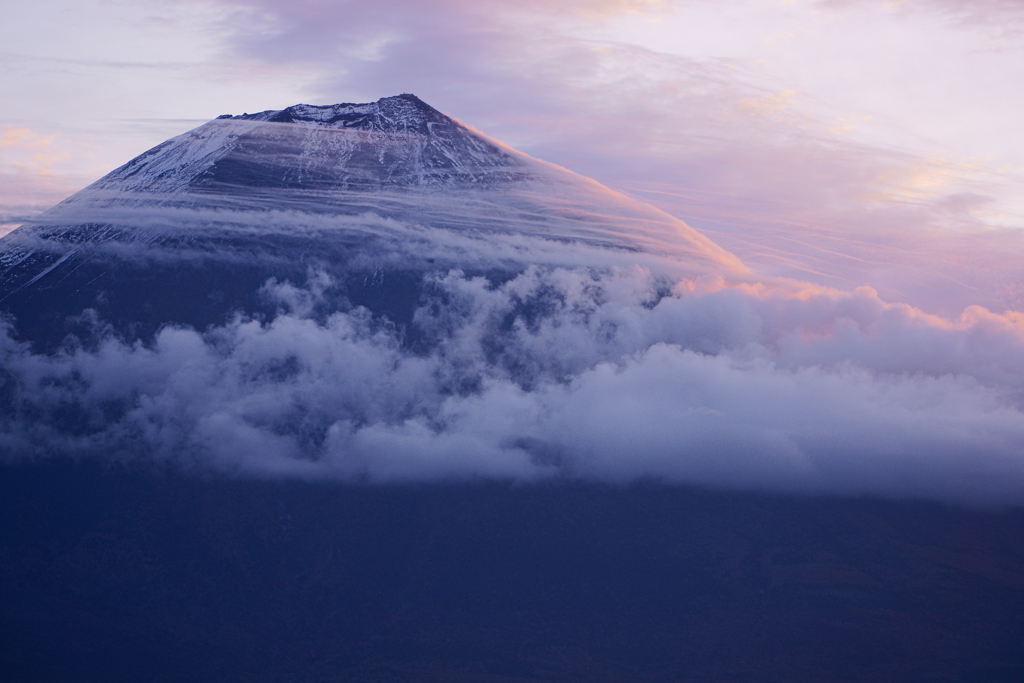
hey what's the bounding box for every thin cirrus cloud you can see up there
[0,127,82,235]
[816,0,1024,23]
[210,0,1024,315]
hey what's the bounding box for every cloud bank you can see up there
[4,258,1024,505]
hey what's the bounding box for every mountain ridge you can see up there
[228,93,456,134]
[74,94,527,198]
[0,94,744,348]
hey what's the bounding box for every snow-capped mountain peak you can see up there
[230,94,455,135]
[0,95,745,342]
[70,94,527,198]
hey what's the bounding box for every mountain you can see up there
[2,96,1024,683]
[0,94,742,348]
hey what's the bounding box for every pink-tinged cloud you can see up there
[207,0,1024,316]
[0,127,85,236]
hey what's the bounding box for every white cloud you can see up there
[5,262,1024,504]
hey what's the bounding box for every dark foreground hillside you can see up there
[2,461,1023,683]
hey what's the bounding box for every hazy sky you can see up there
[3,0,1024,312]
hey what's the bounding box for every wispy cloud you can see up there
[815,0,1024,25]
[0,127,82,236]
[198,0,1024,315]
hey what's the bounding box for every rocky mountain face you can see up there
[0,94,741,349]
[92,94,530,196]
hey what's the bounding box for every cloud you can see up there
[9,0,1024,314]
[0,127,87,236]
[814,0,1024,26]
[202,0,1024,317]
[4,263,1024,505]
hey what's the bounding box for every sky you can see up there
[5,0,1024,504]
[4,0,1024,315]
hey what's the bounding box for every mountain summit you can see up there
[99,94,529,195]
[230,94,458,134]
[0,95,743,347]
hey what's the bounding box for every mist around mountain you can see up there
[2,95,1024,505]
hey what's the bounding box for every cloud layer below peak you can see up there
[5,256,1024,505]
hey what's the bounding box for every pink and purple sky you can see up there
[6,1,1024,500]
[3,0,1024,314]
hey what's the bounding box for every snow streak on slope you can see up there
[1,94,742,278]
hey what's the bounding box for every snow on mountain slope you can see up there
[0,94,744,280]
